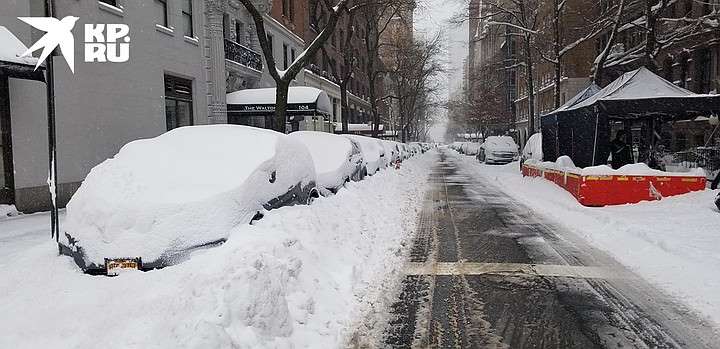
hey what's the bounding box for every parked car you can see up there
[289,131,366,193]
[462,142,482,156]
[520,133,543,170]
[344,135,385,175]
[477,136,519,164]
[381,140,401,166]
[60,125,319,275]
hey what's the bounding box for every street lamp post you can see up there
[44,0,59,243]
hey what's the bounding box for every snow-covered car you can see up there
[60,125,319,274]
[381,140,401,166]
[462,142,482,156]
[477,136,519,164]
[288,131,366,193]
[344,135,385,175]
[520,133,543,169]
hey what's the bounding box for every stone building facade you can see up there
[1,0,211,212]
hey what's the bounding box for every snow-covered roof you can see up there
[569,67,703,111]
[553,83,601,113]
[227,86,332,114]
[0,26,37,66]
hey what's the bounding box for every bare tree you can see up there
[385,34,445,142]
[237,0,350,132]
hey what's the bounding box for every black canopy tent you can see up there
[541,67,720,168]
[541,83,601,164]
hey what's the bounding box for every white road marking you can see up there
[405,262,628,280]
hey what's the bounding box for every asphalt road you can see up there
[381,149,720,349]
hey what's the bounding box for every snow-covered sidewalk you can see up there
[0,152,434,349]
[452,151,720,327]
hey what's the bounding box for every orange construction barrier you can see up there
[521,163,706,207]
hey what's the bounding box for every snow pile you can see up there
[459,154,720,326]
[522,133,543,161]
[288,131,354,190]
[0,152,434,349]
[0,204,19,219]
[527,156,705,178]
[64,125,316,266]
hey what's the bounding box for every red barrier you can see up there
[522,163,706,207]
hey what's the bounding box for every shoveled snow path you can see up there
[453,152,720,327]
[0,152,433,349]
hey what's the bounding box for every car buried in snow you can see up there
[60,125,319,275]
[477,136,520,165]
[288,131,366,194]
[344,135,386,175]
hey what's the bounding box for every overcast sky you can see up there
[414,0,468,141]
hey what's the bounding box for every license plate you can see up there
[105,258,141,276]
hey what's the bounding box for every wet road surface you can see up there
[382,149,720,348]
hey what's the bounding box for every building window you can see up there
[283,0,294,19]
[283,43,289,70]
[154,0,168,27]
[181,0,193,37]
[235,21,245,45]
[165,75,194,130]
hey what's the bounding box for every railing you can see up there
[224,39,262,72]
[664,146,720,178]
[307,64,339,84]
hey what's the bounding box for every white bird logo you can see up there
[18,16,79,73]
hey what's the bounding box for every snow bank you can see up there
[458,154,720,326]
[522,133,543,161]
[0,204,19,219]
[288,131,354,190]
[527,156,706,177]
[64,125,316,266]
[0,152,434,349]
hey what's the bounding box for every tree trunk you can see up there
[553,0,562,108]
[340,81,349,133]
[369,80,380,138]
[593,0,626,85]
[525,36,536,133]
[274,81,290,133]
[644,0,658,72]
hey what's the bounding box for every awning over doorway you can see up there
[0,26,44,81]
[227,86,332,116]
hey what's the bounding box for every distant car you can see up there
[344,135,385,175]
[61,125,319,275]
[520,133,543,169]
[288,131,365,193]
[477,136,519,164]
[462,142,482,156]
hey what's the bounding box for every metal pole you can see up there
[45,0,59,243]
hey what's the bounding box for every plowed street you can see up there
[383,149,720,348]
